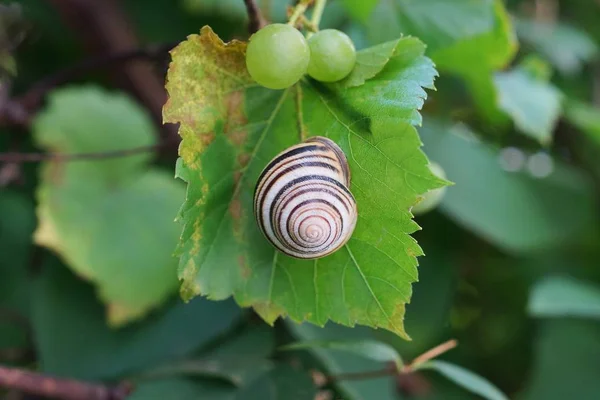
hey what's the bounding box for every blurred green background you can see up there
[2,0,600,399]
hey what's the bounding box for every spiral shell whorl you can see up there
[254,137,357,259]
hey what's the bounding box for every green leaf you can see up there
[522,320,600,399]
[130,364,316,400]
[420,121,597,253]
[164,27,446,338]
[418,360,508,400]
[0,191,35,358]
[129,378,235,400]
[32,260,243,380]
[282,339,403,370]
[521,320,600,399]
[32,86,185,326]
[0,51,16,75]
[432,1,518,122]
[0,191,35,314]
[367,0,497,52]
[515,17,598,75]
[564,99,600,147]
[234,365,317,400]
[287,322,397,400]
[494,66,562,145]
[339,0,379,23]
[529,276,600,319]
[337,39,400,88]
[139,325,275,386]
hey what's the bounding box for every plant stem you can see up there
[287,0,311,26]
[0,364,131,400]
[409,339,458,370]
[243,0,267,33]
[0,140,176,164]
[310,0,326,29]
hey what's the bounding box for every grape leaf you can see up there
[287,322,397,400]
[564,99,600,147]
[282,339,403,370]
[420,121,596,253]
[339,0,379,23]
[33,87,185,326]
[417,360,508,400]
[494,66,562,145]
[32,260,242,380]
[337,39,399,88]
[362,0,517,123]
[432,0,517,122]
[515,17,598,76]
[521,320,600,400]
[367,0,496,51]
[164,27,446,339]
[528,276,600,319]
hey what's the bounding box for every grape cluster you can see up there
[246,24,356,90]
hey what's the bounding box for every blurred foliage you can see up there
[1,0,600,399]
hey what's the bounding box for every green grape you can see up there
[412,162,448,216]
[307,29,356,83]
[246,24,310,90]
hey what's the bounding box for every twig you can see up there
[0,44,174,129]
[18,43,175,112]
[409,339,458,370]
[0,141,171,163]
[243,0,266,34]
[0,364,131,400]
[322,339,459,384]
[287,0,312,26]
[45,0,178,144]
[310,0,327,29]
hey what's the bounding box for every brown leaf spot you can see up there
[200,131,215,147]
[237,152,251,170]
[229,198,242,224]
[224,90,248,146]
[239,255,251,279]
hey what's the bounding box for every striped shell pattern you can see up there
[254,136,358,259]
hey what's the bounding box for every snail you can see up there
[254,136,357,259]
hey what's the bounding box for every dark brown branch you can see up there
[19,43,175,111]
[0,141,171,163]
[0,364,131,400]
[243,0,267,34]
[44,0,179,145]
[0,44,174,129]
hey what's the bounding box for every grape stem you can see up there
[287,0,312,26]
[310,0,327,29]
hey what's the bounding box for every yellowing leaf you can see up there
[164,27,447,339]
[33,87,185,326]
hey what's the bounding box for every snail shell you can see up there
[254,136,357,259]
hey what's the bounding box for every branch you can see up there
[45,0,178,144]
[243,0,266,34]
[0,141,172,163]
[408,339,458,370]
[0,364,131,400]
[0,44,174,129]
[19,43,175,111]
